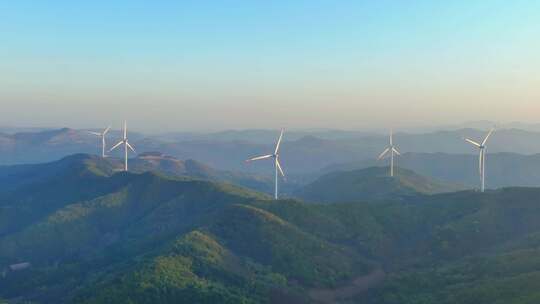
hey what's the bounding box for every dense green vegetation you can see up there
[3,155,540,303]
[75,231,266,304]
[0,153,289,199]
[296,166,464,203]
[360,247,540,304]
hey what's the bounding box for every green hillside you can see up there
[0,156,370,303]
[364,248,540,304]
[321,151,540,190]
[296,166,464,203]
[126,152,300,195]
[0,153,288,197]
[3,156,540,303]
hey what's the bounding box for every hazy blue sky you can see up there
[1,1,539,132]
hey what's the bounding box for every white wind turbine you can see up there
[88,126,111,158]
[464,128,495,192]
[377,130,401,177]
[246,129,285,200]
[109,121,136,171]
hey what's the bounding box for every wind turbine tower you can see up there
[88,126,111,158]
[464,128,495,192]
[246,129,285,199]
[109,121,136,171]
[377,130,401,177]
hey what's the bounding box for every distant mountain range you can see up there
[6,126,540,194]
[4,127,540,176]
[296,167,465,203]
[421,120,540,133]
[105,127,540,175]
[0,153,297,197]
[3,155,540,303]
[323,152,540,189]
[0,128,142,165]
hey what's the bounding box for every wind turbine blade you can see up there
[103,126,111,135]
[276,159,285,177]
[123,121,127,140]
[245,154,273,162]
[126,142,136,153]
[377,148,390,160]
[464,138,481,147]
[274,129,284,154]
[390,130,393,146]
[392,147,401,155]
[481,128,495,146]
[88,131,101,136]
[109,141,123,152]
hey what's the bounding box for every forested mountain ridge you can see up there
[2,155,540,303]
[296,166,465,203]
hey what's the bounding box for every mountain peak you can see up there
[296,166,464,203]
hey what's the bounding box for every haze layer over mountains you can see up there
[2,123,540,192]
